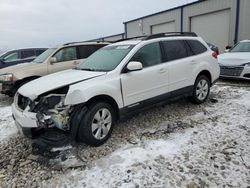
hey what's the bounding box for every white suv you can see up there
[12,32,220,146]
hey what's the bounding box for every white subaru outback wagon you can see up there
[12,32,220,146]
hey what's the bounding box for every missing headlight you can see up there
[32,94,71,131]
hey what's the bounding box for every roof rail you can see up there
[63,40,110,46]
[115,32,197,43]
[145,32,197,40]
[115,35,147,42]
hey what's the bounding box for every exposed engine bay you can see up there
[31,94,71,131]
[16,86,72,132]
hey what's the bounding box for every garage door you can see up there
[151,21,175,34]
[190,10,230,53]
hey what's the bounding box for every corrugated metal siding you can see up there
[190,9,230,52]
[104,34,124,41]
[238,0,250,41]
[151,21,176,34]
[183,0,236,46]
[126,9,180,38]
[124,0,243,48]
[87,33,124,42]
[90,0,249,47]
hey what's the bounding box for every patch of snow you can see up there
[51,145,73,152]
[0,106,18,142]
[47,85,250,188]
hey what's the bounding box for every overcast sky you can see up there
[0,0,197,50]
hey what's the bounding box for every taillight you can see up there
[212,51,218,59]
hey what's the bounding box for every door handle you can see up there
[74,61,79,65]
[158,68,166,73]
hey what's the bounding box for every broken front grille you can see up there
[220,66,244,77]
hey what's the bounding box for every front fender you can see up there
[64,83,123,108]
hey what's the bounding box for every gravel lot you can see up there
[0,80,249,188]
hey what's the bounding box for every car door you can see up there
[121,42,169,107]
[161,40,192,92]
[48,46,79,74]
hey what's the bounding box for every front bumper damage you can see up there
[12,92,75,151]
[12,93,72,138]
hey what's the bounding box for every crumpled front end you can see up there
[12,87,72,136]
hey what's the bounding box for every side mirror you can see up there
[126,61,143,72]
[50,57,57,64]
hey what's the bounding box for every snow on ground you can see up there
[47,84,250,188]
[0,106,18,142]
[0,82,249,188]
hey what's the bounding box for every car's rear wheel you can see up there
[191,75,210,104]
[77,102,115,146]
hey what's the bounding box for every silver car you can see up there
[218,40,250,80]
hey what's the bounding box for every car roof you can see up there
[4,47,48,52]
[62,41,110,47]
[109,40,141,46]
[109,36,203,46]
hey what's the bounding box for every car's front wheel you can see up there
[191,75,210,104]
[77,102,115,146]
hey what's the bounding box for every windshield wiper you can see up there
[79,68,97,71]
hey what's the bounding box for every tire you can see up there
[191,75,210,104]
[76,102,115,146]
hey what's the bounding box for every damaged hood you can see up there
[218,52,250,66]
[18,69,106,100]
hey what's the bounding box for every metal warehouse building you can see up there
[94,0,250,53]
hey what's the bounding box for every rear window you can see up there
[186,40,207,55]
[161,40,188,61]
[21,50,35,59]
[78,45,106,59]
[36,49,46,56]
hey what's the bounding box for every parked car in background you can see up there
[12,32,220,146]
[0,42,109,96]
[218,40,250,80]
[0,48,47,69]
[206,42,219,55]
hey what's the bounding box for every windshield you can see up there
[33,48,56,63]
[230,42,250,52]
[77,45,134,71]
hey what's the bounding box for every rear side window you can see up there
[186,40,207,55]
[78,45,105,59]
[54,47,77,62]
[36,49,46,56]
[162,40,188,61]
[130,42,162,68]
[21,50,35,59]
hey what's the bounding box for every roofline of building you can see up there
[123,0,206,24]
